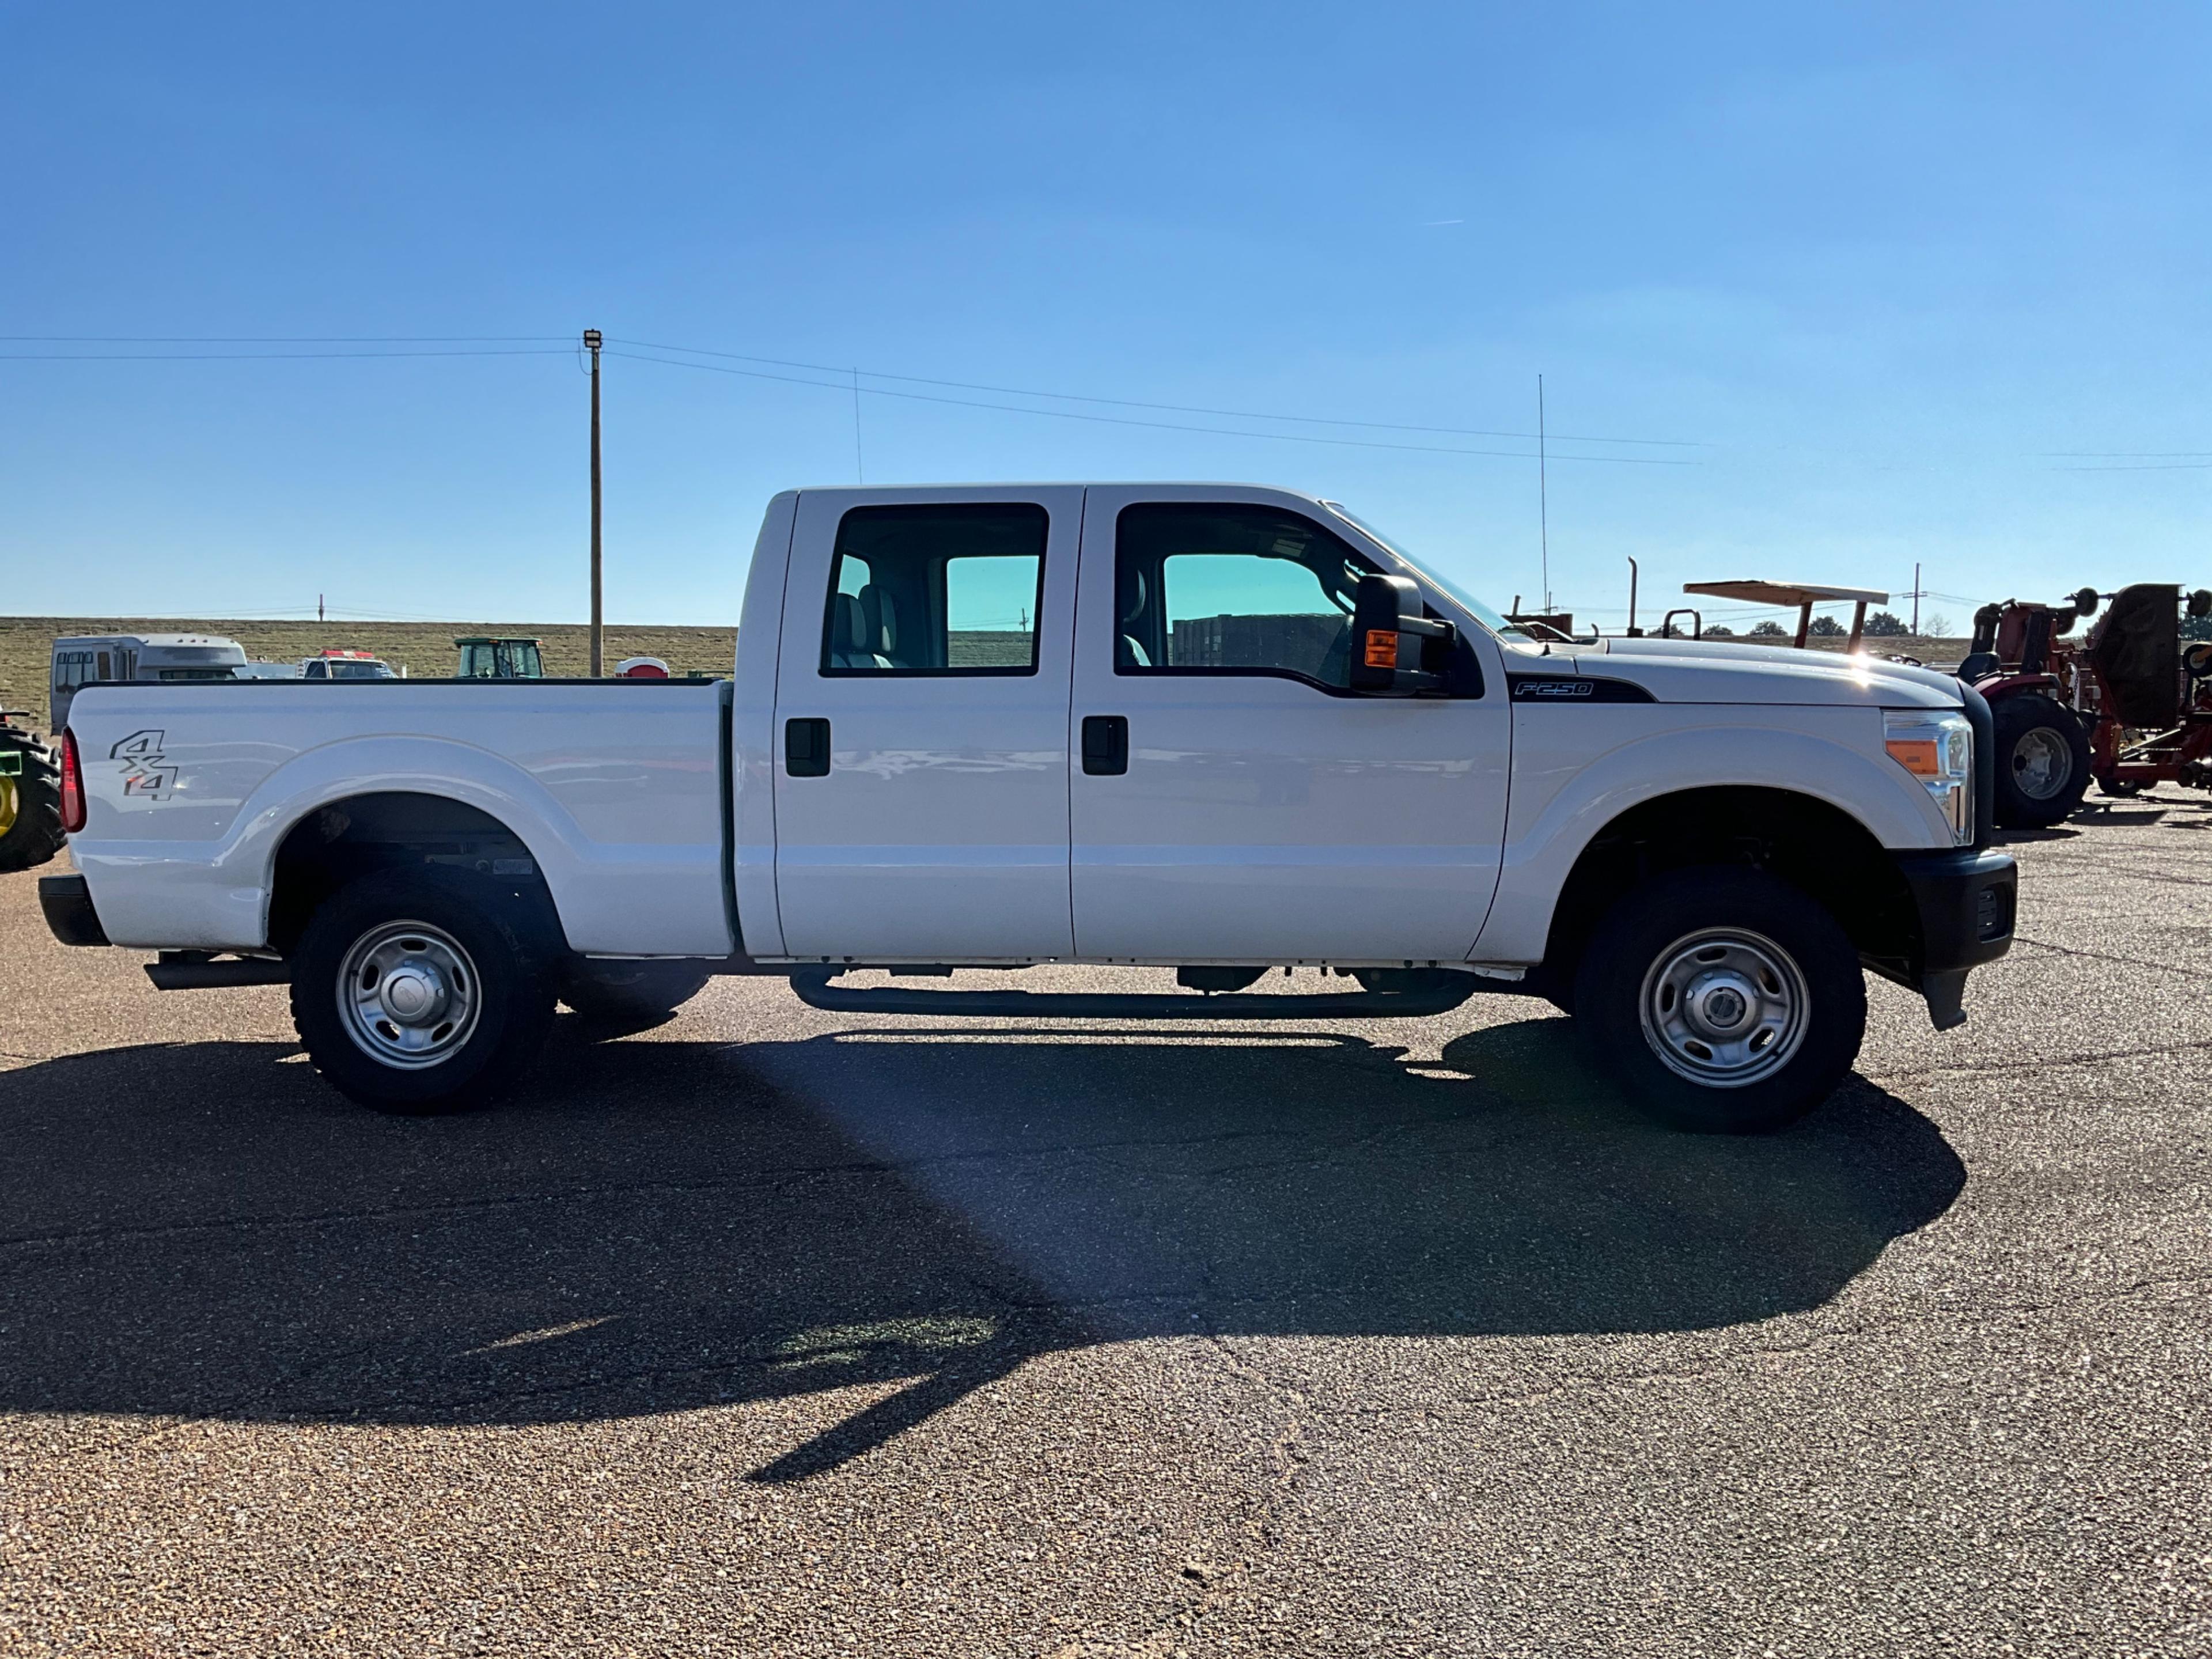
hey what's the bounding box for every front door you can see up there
[1069,487,1511,964]
[772,487,1082,961]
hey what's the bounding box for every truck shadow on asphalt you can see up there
[0,1015,1964,1482]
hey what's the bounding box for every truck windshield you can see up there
[1320,502,1532,642]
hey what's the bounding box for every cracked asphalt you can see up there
[2,796,2208,1657]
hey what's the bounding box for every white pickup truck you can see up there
[40,483,2016,1132]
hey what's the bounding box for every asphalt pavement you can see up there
[2,798,2207,1657]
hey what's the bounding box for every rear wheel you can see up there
[290,869,555,1114]
[0,727,66,873]
[1991,694,2091,828]
[1572,868,1865,1133]
[559,959,711,1022]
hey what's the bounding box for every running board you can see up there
[785,971,1482,1021]
[146,953,291,990]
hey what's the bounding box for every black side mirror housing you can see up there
[1349,573,1456,694]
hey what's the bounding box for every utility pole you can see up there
[317,594,324,623]
[584,329,604,676]
[1911,561,1921,635]
[1537,375,1551,613]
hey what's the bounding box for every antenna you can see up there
[851,367,865,484]
[1537,374,1550,612]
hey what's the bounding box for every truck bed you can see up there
[63,679,732,956]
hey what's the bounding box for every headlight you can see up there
[1884,710,1974,844]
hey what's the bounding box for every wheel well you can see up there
[267,791,565,957]
[1541,787,1921,990]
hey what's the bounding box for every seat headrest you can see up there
[859,584,898,657]
[832,591,866,656]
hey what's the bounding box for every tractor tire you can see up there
[290,868,557,1114]
[0,727,66,874]
[559,959,712,1023]
[1990,694,2092,829]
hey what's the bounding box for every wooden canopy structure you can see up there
[1682,580,1892,652]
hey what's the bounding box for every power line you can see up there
[2052,461,2212,472]
[612,336,1702,449]
[607,348,1698,465]
[0,348,571,360]
[0,334,570,343]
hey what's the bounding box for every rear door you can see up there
[771,487,1082,960]
[1068,487,1511,963]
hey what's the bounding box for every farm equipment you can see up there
[1959,584,2212,825]
[1681,579,1893,650]
[0,710,66,873]
[454,637,544,679]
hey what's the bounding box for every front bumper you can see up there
[39,873,110,947]
[1891,847,2016,1029]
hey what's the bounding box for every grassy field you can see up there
[0,618,738,733]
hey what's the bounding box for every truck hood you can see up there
[1514,635,1965,709]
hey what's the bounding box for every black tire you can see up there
[1990,693,2091,828]
[2096,775,2145,799]
[1571,867,1865,1134]
[290,868,556,1114]
[559,959,711,1022]
[0,726,66,874]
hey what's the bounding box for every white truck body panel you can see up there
[732,490,797,958]
[770,485,1085,960]
[67,684,729,955]
[1067,484,1511,962]
[56,482,1977,976]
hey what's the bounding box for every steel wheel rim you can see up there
[0,774,16,838]
[336,919,482,1069]
[1638,926,1810,1089]
[2012,727,2072,800]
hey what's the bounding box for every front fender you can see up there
[1471,710,1949,964]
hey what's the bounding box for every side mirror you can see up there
[1349,573,1456,694]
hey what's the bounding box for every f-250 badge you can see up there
[111,730,178,798]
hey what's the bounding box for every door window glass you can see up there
[1116,504,1372,686]
[820,503,1047,675]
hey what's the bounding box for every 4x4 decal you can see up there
[110,729,178,798]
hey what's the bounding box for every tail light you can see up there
[59,729,86,833]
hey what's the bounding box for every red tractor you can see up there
[1960,583,2212,826]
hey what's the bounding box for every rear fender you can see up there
[1971,673,2062,699]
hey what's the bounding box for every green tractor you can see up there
[0,710,66,873]
[454,636,545,679]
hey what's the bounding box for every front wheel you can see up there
[1991,694,2091,828]
[290,869,556,1114]
[1572,868,1866,1133]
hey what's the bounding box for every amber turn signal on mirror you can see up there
[1363,631,1400,669]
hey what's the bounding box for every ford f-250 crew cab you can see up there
[39,483,2016,1132]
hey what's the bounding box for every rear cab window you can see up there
[820,503,1047,676]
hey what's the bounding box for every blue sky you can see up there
[4,2,2207,634]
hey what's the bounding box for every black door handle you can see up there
[786,717,831,777]
[1081,714,1128,776]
